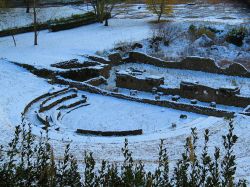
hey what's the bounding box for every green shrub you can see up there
[51,12,96,24]
[189,24,197,34]
[226,27,248,47]
[189,25,216,40]
[0,120,247,186]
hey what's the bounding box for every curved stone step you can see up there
[40,88,77,108]
[37,112,50,127]
[39,93,78,112]
[58,96,87,110]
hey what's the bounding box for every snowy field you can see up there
[61,92,203,132]
[0,1,250,182]
[0,18,150,67]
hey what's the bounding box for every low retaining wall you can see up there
[59,68,101,81]
[59,65,110,81]
[0,23,48,37]
[58,99,86,110]
[39,93,77,112]
[13,62,56,79]
[87,55,111,65]
[114,66,250,108]
[49,12,97,32]
[54,76,235,118]
[0,12,96,37]
[76,129,143,136]
[127,52,250,78]
[51,59,99,69]
[85,76,107,86]
[242,105,250,116]
[14,61,110,82]
[159,81,250,108]
[41,88,76,107]
[158,86,180,96]
[22,87,70,115]
[37,113,50,128]
[116,70,164,92]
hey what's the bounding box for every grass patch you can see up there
[148,19,172,24]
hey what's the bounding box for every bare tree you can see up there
[91,0,105,23]
[0,1,17,46]
[30,0,58,46]
[90,0,123,26]
[24,0,30,13]
[33,0,38,45]
[103,1,115,26]
[146,0,173,23]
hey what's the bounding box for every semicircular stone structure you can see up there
[23,87,143,136]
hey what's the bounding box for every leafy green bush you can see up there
[226,27,248,47]
[0,120,247,186]
[51,12,95,22]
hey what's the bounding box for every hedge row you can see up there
[49,12,97,32]
[0,12,96,37]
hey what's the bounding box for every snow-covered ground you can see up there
[0,18,150,67]
[0,60,53,145]
[0,1,250,182]
[61,92,203,132]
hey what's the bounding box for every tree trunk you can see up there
[104,18,108,26]
[26,0,30,13]
[33,0,38,45]
[157,13,162,23]
[11,35,16,47]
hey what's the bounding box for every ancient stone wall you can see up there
[54,76,235,118]
[76,129,143,136]
[85,76,107,86]
[22,87,70,115]
[116,70,164,92]
[59,68,101,81]
[127,52,250,77]
[159,81,250,108]
[39,93,77,112]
